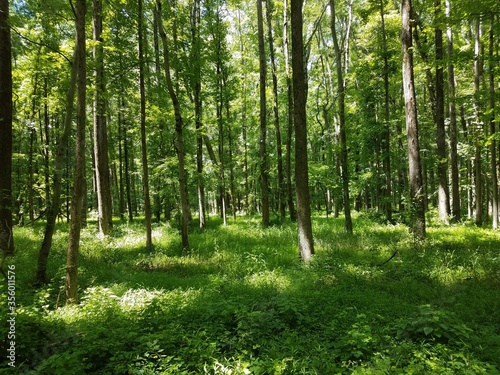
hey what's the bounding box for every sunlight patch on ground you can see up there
[119,288,165,312]
[244,269,292,291]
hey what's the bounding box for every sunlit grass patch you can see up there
[4,214,500,374]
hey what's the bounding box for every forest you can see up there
[0,0,499,373]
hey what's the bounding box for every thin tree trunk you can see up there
[402,0,426,240]
[157,0,190,251]
[380,0,392,222]
[122,96,134,223]
[257,0,270,226]
[138,0,152,248]
[225,101,237,220]
[283,0,296,221]
[43,80,51,210]
[473,18,483,226]
[435,0,450,224]
[488,16,498,229]
[36,46,78,284]
[460,105,473,218]
[117,100,125,221]
[0,0,14,257]
[266,0,286,219]
[191,0,205,229]
[330,0,352,233]
[446,0,460,222]
[291,0,314,260]
[216,36,227,226]
[28,69,40,225]
[93,0,113,236]
[66,0,87,304]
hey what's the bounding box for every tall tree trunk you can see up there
[435,0,450,224]
[488,16,498,230]
[473,18,483,226]
[138,0,153,247]
[330,0,353,233]
[257,0,270,226]
[27,68,40,225]
[157,0,190,252]
[283,0,296,221]
[402,0,426,240]
[36,46,78,284]
[379,0,392,222]
[237,11,250,213]
[216,30,227,226]
[266,0,286,219]
[93,0,113,236]
[291,0,314,260]
[225,101,237,220]
[122,96,134,223]
[460,105,473,218]
[0,0,14,257]
[43,80,51,210]
[446,0,460,222]
[191,0,205,229]
[117,99,126,221]
[66,0,87,304]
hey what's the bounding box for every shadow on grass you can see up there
[2,215,499,373]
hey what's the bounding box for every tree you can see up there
[379,0,393,223]
[191,0,206,229]
[291,0,314,260]
[37,46,77,284]
[265,0,286,219]
[402,0,426,240]
[446,0,460,222]
[473,18,483,226]
[434,0,450,224]
[283,0,296,221]
[0,0,14,257]
[257,0,270,227]
[66,0,87,304]
[157,0,190,252]
[488,16,497,230]
[93,0,113,236]
[138,0,152,248]
[330,0,353,234]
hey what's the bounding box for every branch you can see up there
[11,27,72,64]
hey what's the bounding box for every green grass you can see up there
[1,214,499,374]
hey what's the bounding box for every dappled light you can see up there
[1,215,499,373]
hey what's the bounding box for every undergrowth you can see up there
[0,214,499,374]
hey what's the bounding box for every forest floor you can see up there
[1,213,499,374]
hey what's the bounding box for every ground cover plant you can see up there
[1,214,499,374]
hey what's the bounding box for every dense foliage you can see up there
[1,215,499,373]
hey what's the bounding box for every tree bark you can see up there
[36,46,78,285]
[446,0,460,222]
[0,0,14,257]
[191,0,205,229]
[488,16,498,230]
[157,0,190,252]
[93,0,113,236]
[473,18,483,226]
[283,0,296,221]
[434,0,450,224]
[402,0,426,240]
[138,0,153,247]
[291,0,314,260]
[379,0,392,222]
[330,0,353,233]
[266,0,286,219]
[257,0,270,226]
[66,0,87,304]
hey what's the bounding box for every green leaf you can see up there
[423,327,433,335]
